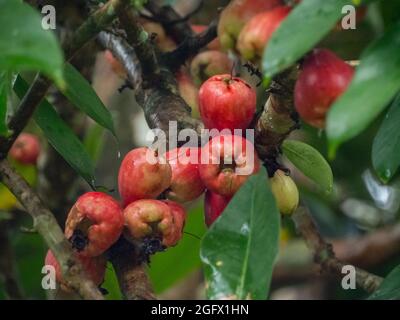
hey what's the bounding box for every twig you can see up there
[140,0,203,25]
[0,159,104,300]
[292,206,383,293]
[0,0,130,161]
[161,19,218,70]
[145,0,194,43]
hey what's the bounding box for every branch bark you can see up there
[292,206,384,293]
[0,160,103,300]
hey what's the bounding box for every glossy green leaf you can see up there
[13,76,96,187]
[0,0,64,86]
[63,64,116,136]
[368,264,400,300]
[263,0,350,78]
[0,72,7,136]
[327,21,400,156]
[201,167,280,300]
[372,94,400,183]
[149,205,206,293]
[282,140,333,193]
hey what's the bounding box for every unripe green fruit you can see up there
[270,170,299,215]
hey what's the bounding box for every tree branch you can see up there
[0,160,103,299]
[292,206,383,293]
[145,0,195,43]
[109,238,156,300]
[161,19,218,71]
[0,0,130,161]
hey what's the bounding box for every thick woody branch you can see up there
[113,9,202,135]
[0,160,103,300]
[109,238,156,300]
[292,206,383,293]
[254,65,300,172]
[161,19,218,71]
[0,0,130,160]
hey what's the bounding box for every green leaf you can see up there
[282,140,333,193]
[372,94,400,183]
[84,124,105,162]
[149,205,206,293]
[368,264,400,300]
[263,0,350,78]
[327,21,400,156]
[0,72,8,136]
[0,0,64,86]
[200,167,280,300]
[63,64,116,136]
[13,76,96,187]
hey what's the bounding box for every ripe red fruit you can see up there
[104,50,126,78]
[123,199,185,247]
[294,49,354,128]
[165,147,205,203]
[162,200,186,246]
[204,190,231,227]
[198,74,256,131]
[191,24,221,50]
[64,192,124,257]
[9,133,40,165]
[176,70,200,118]
[237,6,291,61]
[118,147,172,207]
[218,0,282,51]
[45,250,106,290]
[199,134,261,197]
[190,51,233,86]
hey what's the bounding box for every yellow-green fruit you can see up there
[270,170,299,215]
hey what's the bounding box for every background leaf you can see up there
[0,72,8,136]
[63,64,116,136]
[200,167,280,300]
[368,264,400,300]
[372,94,400,183]
[13,76,96,187]
[149,204,206,294]
[282,140,333,193]
[0,0,64,86]
[263,0,350,78]
[327,21,400,156]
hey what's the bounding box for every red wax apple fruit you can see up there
[64,192,124,257]
[165,147,205,203]
[176,70,200,118]
[204,190,232,227]
[237,5,291,61]
[294,49,354,128]
[45,250,106,291]
[218,0,283,51]
[123,199,185,247]
[118,147,172,207]
[199,134,260,197]
[198,74,256,131]
[104,50,126,78]
[190,50,233,86]
[9,133,41,165]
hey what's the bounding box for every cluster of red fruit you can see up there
[217,0,354,128]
